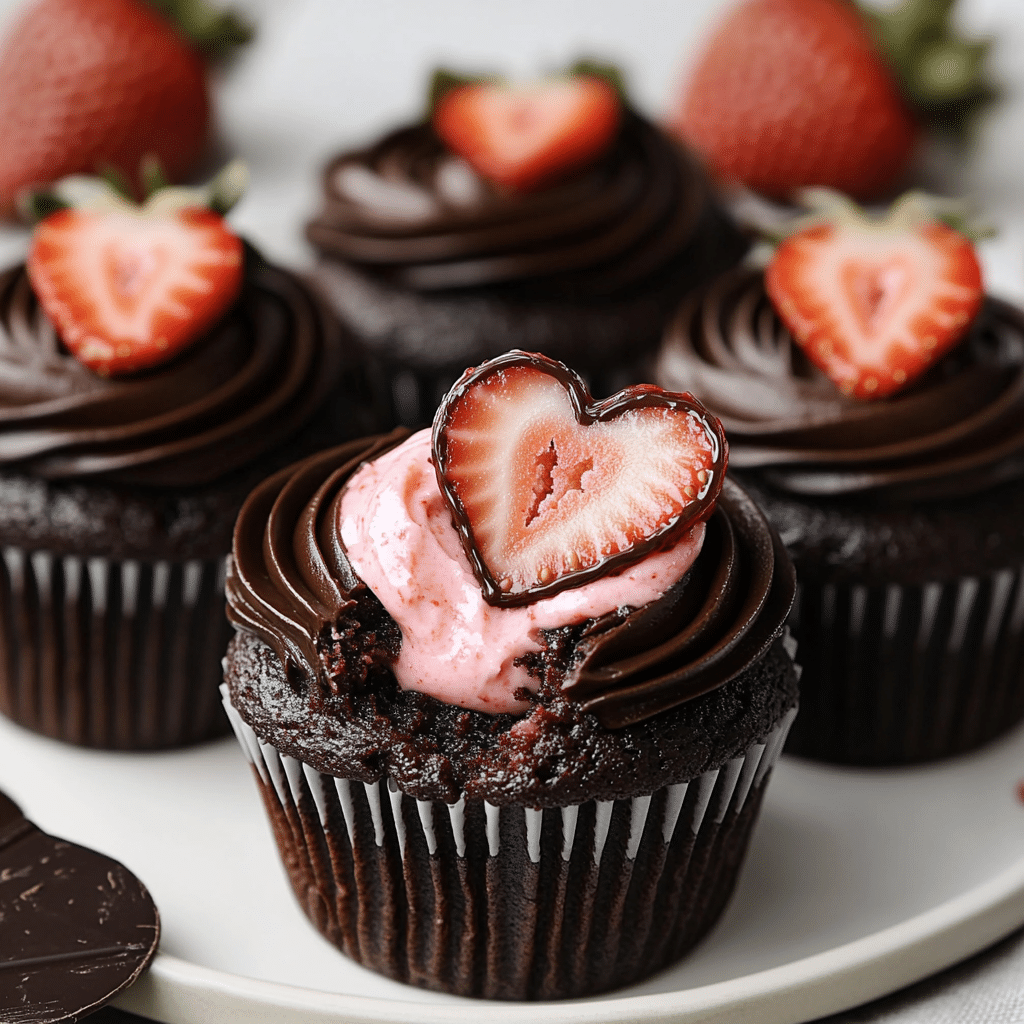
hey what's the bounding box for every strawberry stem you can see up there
[427,58,629,115]
[18,192,67,223]
[565,59,627,100]
[857,0,995,139]
[19,161,248,223]
[145,0,253,59]
[99,166,134,201]
[427,69,497,112]
[760,187,996,245]
[141,156,170,199]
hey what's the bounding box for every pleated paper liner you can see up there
[0,548,231,749]
[785,568,1024,765]
[223,687,796,1001]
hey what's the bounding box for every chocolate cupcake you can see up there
[306,69,747,428]
[658,235,1024,764]
[0,171,371,749]
[222,353,798,1000]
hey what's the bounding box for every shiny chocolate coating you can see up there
[657,268,1024,500]
[0,247,341,487]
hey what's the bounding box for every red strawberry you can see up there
[28,201,243,377]
[0,0,249,216]
[764,194,983,400]
[433,76,620,193]
[432,351,727,606]
[672,0,989,201]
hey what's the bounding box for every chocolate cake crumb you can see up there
[226,627,797,807]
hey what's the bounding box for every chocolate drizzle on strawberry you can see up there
[431,351,728,606]
[567,480,793,726]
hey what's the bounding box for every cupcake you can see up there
[657,191,1024,765]
[306,65,747,428]
[222,351,798,1000]
[0,166,371,749]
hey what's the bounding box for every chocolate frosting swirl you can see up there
[657,268,1024,500]
[0,249,341,487]
[306,112,709,297]
[225,433,794,729]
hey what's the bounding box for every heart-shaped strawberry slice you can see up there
[433,351,728,606]
[432,75,620,193]
[28,205,243,377]
[765,194,984,400]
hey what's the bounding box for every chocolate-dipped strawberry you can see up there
[432,350,727,605]
[0,789,159,1018]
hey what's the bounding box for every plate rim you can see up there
[113,850,1024,1024]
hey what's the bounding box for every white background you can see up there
[0,0,1020,293]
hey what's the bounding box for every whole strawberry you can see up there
[0,0,249,216]
[673,0,991,201]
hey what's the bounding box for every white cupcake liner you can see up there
[222,685,795,999]
[787,569,1024,764]
[0,548,231,748]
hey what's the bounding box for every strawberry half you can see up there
[432,351,727,606]
[764,193,984,400]
[432,75,620,193]
[28,201,243,378]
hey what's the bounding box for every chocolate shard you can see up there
[0,790,159,1023]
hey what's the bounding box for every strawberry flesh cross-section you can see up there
[432,76,621,193]
[765,203,983,400]
[28,205,243,378]
[432,351,728,606]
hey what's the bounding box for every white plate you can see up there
[4,715,1024,1024]
[1,1,1024,1022]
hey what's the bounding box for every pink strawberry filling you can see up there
[338,430,705,714]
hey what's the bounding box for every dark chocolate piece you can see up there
[431,350,728,606]
[0,790,159,1022]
